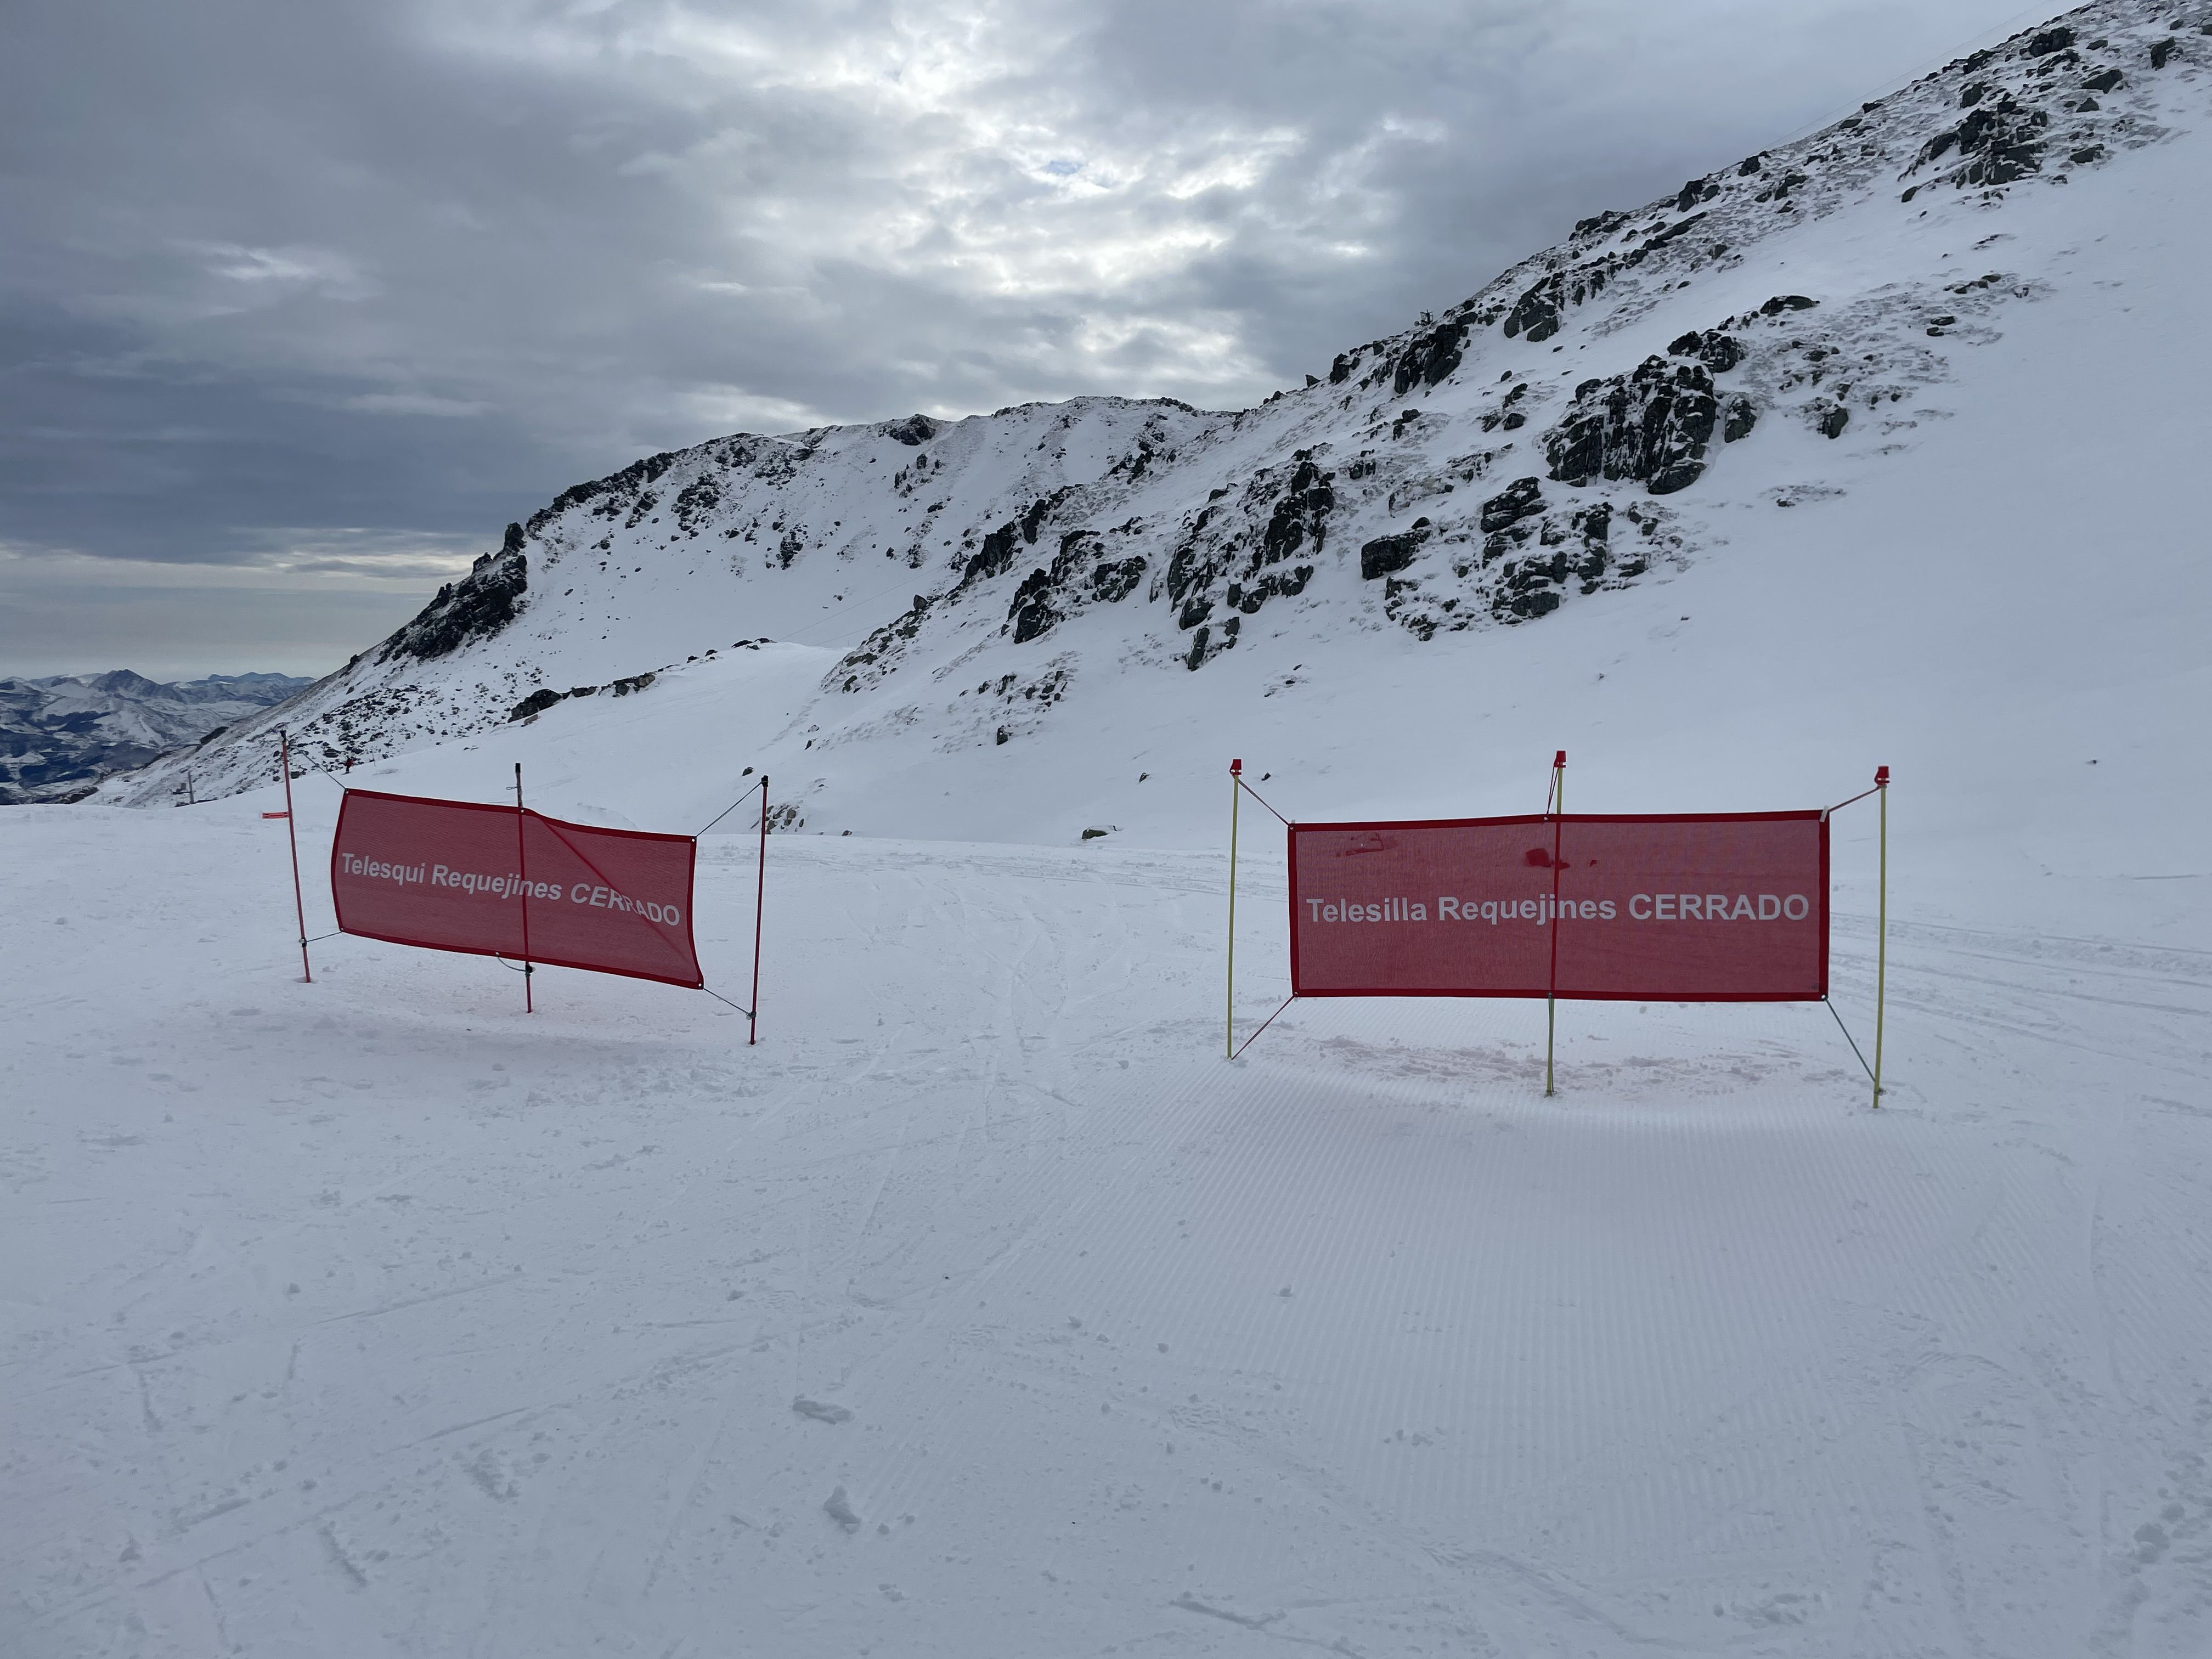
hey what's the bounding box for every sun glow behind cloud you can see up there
[428,1,1326,337]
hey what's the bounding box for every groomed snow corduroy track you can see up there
[7,804,2210,1657]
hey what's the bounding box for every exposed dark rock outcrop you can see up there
[509,669,655,722]
[958,490,1074,595]
[1490,549,1576,623]
[1491,210,1736,348]
[381,527,528,664]
[1260,455,1335,566]
[996,521,1156,648]
[1006,568,1062,644]
[1543,359,1720,496]
[528,453,682,537]
[1353,496,1647,640]
[671,475,722,533]
[1477,500,1649,625]
[1908,93,2052,190]
[1667,329,1747,373]
[1479,477,1547,535]
[960,521,1026,590]
[1503,276,1566,343]
[1480,383,1533,432]
[1392,319,1469,394]
[1359,520,1432,580]
[1159,450,1333,665]
[837,595,938,692]
[1092,555,1148,603]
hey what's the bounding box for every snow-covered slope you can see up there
[108,5,2212,843]
[13,9,2212,1652]
[102,395,1215,803]
[10,769,2211,1655]
[99,2,2212,939]
[1,671,311,803]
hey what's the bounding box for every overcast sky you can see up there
[1,0,2051,679]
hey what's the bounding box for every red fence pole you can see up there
[279,729,312,984]
[1872,764,1889,1109]
[749,774,768,1046]
[514,763,534,1013]
[1545,749,1564,1096]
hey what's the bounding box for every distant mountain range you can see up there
[0,671,314,803]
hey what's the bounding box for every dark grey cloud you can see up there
[2,0,2049,675]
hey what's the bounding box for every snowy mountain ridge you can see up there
[100,0,2212,832]
[1,670,313,804]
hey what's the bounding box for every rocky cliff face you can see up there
[100,0,2212,810]
[379,523,531,665]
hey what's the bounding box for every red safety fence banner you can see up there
[1289,812,1826,1002]
[330,789,703,988]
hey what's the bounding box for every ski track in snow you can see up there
[13,11,2212,1646]
[4,801,2209,1657]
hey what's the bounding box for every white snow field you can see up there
[11,5,2212,1653]
[6,771,2211,1656]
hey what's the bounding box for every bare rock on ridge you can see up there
[381,523,529,664]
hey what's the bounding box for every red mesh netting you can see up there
[331,789,703,988]
[1289,812,1826,1001]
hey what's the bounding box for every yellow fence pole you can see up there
[278,729,312,985]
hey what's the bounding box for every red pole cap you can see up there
[1554,749,1566,768]
[1230,758,1242,774]
[1875,765,1890,787]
